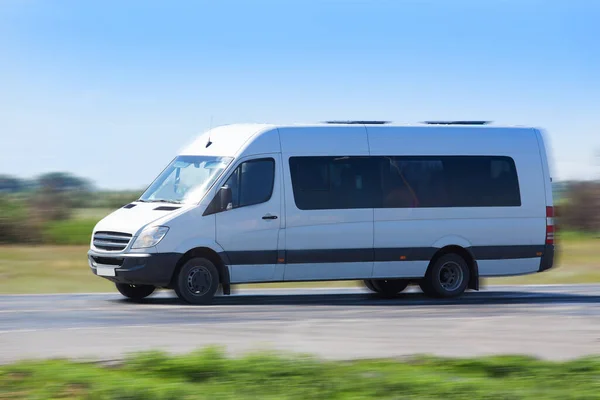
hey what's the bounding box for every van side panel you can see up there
[279,126,375,281]
[201,124,550,283]
[367,126,547,278]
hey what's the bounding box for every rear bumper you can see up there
[538,244,555,272]
[88,250,181,287]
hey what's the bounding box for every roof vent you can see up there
[422,121,491,125]
[324,120,391,125]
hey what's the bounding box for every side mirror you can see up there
[203,185,234,216]
[219,186,233,211]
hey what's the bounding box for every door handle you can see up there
[262,214,278,220]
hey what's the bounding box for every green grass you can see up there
[0,245,114,293]
[42,219,98,245]
[1,347,599,399]
[40,208,114,245]
[1,223,599,293]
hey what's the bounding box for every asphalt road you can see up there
[1,284,599,364]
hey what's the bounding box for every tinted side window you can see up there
[289,156,381,210]
[382,156,521,208]
[289,155,521,210]
[443,156,521,207]
[381,158,447,208]
[224,158,275,209]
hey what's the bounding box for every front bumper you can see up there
[88,250,181,287]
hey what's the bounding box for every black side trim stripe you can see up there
[287,249,373,264]
[225,250,278,265]
[374,247,437,262]
[221,245,546,265]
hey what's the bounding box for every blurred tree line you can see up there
[0,172,141,243]
[555,181,600,234]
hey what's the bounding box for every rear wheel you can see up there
[369,279,410,298]
[115,283,155,300]
[174,257,220,305]
[421,253,470,298]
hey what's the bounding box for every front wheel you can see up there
[174,257,220,305]
[115,283,155,300]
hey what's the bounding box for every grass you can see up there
[42,219,98,245]
[0,246,114,293]
[0,232,598,294]
[1,347,599,399]
[40,208,113,245]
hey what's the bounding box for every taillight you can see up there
[546,206,554,245]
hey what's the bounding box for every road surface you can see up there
[0,285,599,364]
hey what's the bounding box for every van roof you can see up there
[323,120,493,126]
[204,121,535,129]
[178,121,539,158]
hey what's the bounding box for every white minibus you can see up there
[88,121,556,304]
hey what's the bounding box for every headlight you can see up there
[131,226,169,249]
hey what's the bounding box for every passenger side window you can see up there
[443,157,521,207]
[223,158,275,209]
[381,158,447,208]
[288,155,521,210]
[289,156,381,210]
[382,156,521,208]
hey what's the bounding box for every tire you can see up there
[422,253,470,298]
[417,279,436,297]
[173,257,220,305]
[115,283,155,300]
[370,279,410,298]
[363,279,377,292]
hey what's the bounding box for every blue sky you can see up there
[1,0,599,189]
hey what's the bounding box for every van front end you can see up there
[86,153,235,301]
[87,203,188,300]
[87,201,220,301]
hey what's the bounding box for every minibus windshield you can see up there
[138,155,233,204]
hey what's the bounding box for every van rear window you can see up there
[289,156,521,210]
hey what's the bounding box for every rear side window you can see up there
[382,156,521,208]
[225,158,275,208]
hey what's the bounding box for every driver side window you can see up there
[223,158,275,209]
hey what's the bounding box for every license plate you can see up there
[96,266,116,277]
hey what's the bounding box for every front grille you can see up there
[91,256,124,266]
[93,231,132,251]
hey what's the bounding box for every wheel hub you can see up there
[186,266,211,296]
[439,261,463,291]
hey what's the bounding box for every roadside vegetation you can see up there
[2,347,599,399]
